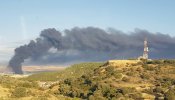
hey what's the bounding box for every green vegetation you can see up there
[25,62,104,81]
[165,89,175,100]
[24,71,60,81]
[0,77,15,88]
[146,59,175,65]
[1,60,175,99]
[11,87,28,97]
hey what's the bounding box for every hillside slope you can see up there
[54,59,175,100]
[0,62,104,100]
[1,60,175,100]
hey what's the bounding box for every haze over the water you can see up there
[0,0,175,63]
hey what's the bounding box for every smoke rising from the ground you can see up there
[8,27,175,74]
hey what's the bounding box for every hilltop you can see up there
[0,60,175,100]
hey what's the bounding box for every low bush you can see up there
[122,77,130,82]
[153,86,163,93]
[106,66,115,73]
[121,87,136,95]
[11,87,28,98]
[140,73,150,79]
[165,89,175,100]
[142,64,154,71]
[126,72,134,76]
[130,93,142,99]
[147,60,163,64]
[113,73,122,79]
[164,59,175,64]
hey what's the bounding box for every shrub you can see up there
[164,59,175,64]
[11,87,27,97]
[58,84,71,95]
[115,70,123,73]
[142,64,154,71]
[144,87,154,94]
[31,81,39,88]
[106,66,115,73]
[126,72,134,76]
[18,81,33,88]
[153,87,163,93]
[113,73,122,79]
[64,78,72,85]
[115,93,123,98]
[84,78,92,85]
[147,60,163,64]
[130,93,142,99]
[121,87,136,95]
[136,67,144,73]
[93,90,103,97]
[159,77,175,87]
[146,65,154,71]
[100,84,111,97]
[105,88,117,98]
[140,73,150,79]
[165,89,175,100]
[146,61,153,64]
[0,76,17,88]
[122,77,130,82]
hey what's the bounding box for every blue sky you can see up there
[0,0,175,62]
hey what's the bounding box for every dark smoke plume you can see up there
[8,27,175,74]
[8,28,62,74]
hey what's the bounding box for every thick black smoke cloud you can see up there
[8,27,175,74]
